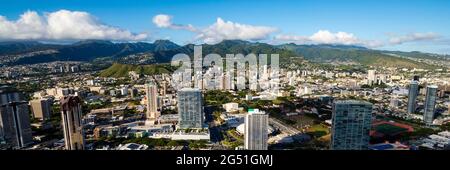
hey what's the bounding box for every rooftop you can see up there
[334,100,372,106]
[179,88,201,92]
[427,85,438,89]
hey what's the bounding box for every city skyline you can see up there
[1,0,450,154]
[3,2,450,169]
[0,0,449,54]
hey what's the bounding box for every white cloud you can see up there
[310,30,359,45]
[0,10,148,41]
[274,30,384,48]
[153,14,172,28]
[152,15,277,44]
[152,14,197,32]
[196,18,277,44]
[389,32,440,45]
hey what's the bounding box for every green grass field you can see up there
[374,123,408,135]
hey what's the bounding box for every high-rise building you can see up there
[331,100,373,150]
[60,96,85,150]
[0,86,33,149]
[389,98,400,108]
[424,85,438,125]
[130,88,139,98]
[161,81,167,96]
[177,88,203,129]
[30,98,52,121]
[244,109,268,150]
[145,83,160,121]
[407,81,419,114]
[447,104,450,114]
[223,73,232,90]
[120,87,128,96]
[367,70,376,85]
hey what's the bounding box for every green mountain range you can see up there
[1,39,446,69]
[277,43,433,68]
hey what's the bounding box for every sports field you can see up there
[374,123,409,135]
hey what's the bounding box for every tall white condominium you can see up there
[423,85,438,125]
[0,86,33,149]
[407,80,419,114]
[177,88,203,129]
[60,96,85,150]
[367,70,376,85]
[145,83,160,121]
[244,109,268,150]
[331,100,373,150]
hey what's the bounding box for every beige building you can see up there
[145,83,160,122]
[30,98,52,121]
[60,96,85,150]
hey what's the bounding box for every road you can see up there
[269,118,301,135]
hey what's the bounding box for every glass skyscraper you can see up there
[331,100,373,150]
[0,86,33,149]
[407,80,419,114]
[177,88,204,129]
[423,85,438,125]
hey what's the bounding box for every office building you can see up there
[331,100,373,150]
[367,70,376,85]
[130,88,139,98]
[177,88,203,129]
[407,81,419,114]
[244,109,268,150]
[0,86,33,149]
[424,85,438,125]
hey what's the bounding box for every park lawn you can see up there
[289,114,316,129]
[306,124,331,138]
[307,124,330,133]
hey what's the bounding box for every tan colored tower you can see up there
[145,83,160,123]
[30,98,52,121]
[161,81,167,96]
[60,96,85,150]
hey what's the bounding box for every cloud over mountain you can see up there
[195,18,277,44]
[274,30,384,48]
[388,32,441,45]
[152,14,197,32]
[152,14,277,44]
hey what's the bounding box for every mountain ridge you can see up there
[0,39,444,69]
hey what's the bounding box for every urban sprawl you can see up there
[1,59,450,150]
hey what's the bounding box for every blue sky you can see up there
[0,0,450,54]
